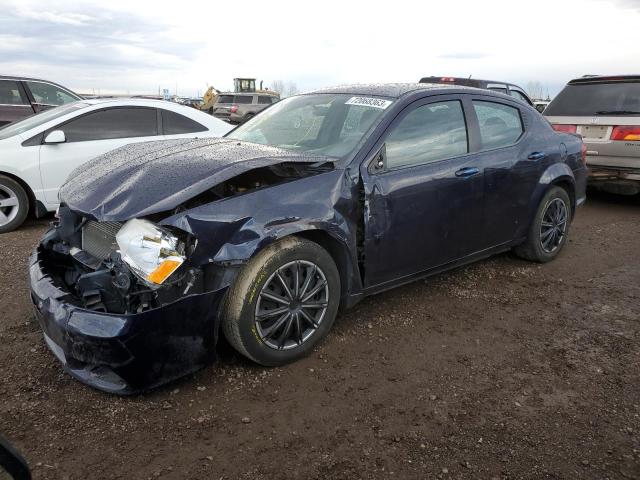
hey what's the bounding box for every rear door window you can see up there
[234,95,254,104]
[385,100,468,169]
[0,80,28,105]
[473,101,524,150]
[544,82,640,116]
[161,110,207,134]
[25,81,78,106]
[60,107,158,142]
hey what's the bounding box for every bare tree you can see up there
[271,80,285,95]
[284,81,299,97]
[267,80,299,98]
[526,81,545,100]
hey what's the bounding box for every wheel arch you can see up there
[536,162,577,213]
[549,177,576,217]
[291,229,360,309]
[516,163,576,241]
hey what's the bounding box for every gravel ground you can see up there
[0,190,639,480]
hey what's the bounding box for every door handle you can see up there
[455,166,480,178]
[527,152,546,161]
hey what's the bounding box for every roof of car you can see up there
[83,98,186,107]
[569,74,640,84]
[0,74,61,82]
[305,83,463,99]
[419,76,522,87]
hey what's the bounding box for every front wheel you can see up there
[222,237,340,366]
[515,186,572,263]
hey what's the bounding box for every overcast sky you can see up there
[1,0,639,98]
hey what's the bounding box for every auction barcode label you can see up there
[345,96,393,109]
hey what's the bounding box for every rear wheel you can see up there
[515,186,571,262]
[222,236,340,366]
[242,113,255,124]
[0,175,29,234]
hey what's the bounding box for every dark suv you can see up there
[419,76,533,106]
[0,75,82,127]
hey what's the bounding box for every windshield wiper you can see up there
[595,110,640,115]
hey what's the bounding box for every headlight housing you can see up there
[116,219,186,288]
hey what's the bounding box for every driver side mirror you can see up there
[0,436,31,480]
[44,130,66,144]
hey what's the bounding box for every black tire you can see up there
[0,175,29,234]
[242,113,255,124]
[222,236,340,366]
[515,186,572,263]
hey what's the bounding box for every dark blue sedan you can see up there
[31,83,587,393]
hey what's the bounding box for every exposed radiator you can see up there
[81,221,122,260]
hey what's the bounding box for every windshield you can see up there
[227,94,392,158]
[0,101,88,140]
[545,82,640,116]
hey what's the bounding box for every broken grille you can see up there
[81,221,122,260]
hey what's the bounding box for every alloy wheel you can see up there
[254,260,329,350]
[0,184,20,227]
[539,197,568,253]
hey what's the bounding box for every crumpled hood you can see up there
[60,137,333,221]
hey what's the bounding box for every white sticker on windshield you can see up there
[345,96,392,110]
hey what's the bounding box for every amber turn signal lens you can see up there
[610,126,640,141]
[147,259,182,285]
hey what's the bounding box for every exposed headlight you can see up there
[116,219,185,287]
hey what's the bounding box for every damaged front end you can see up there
[29,137,351,394]
[30,206,230,394]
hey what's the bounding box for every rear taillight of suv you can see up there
[230,105,239,114]
[552,124,577,134]
[581,142,587,165]
[610,126,640,141]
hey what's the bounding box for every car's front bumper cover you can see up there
[29,248,227,395]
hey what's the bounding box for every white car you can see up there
[0,98,232,232]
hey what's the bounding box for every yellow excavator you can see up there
[200,78,279,113]
[200,86,220,114]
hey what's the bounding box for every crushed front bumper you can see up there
[29,248,227,395]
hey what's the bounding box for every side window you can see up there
[60,108,158,142]
[161,110,207,135]
[234,95,253,104]
[385,100,468,170]
[217,95,233,104]
[271,97,279,104]
[0,80,28,105]
[25,81,77,106]
[258,96,272,105]
[472,101,523,150]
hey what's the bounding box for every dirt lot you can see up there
[1,190,639,480]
